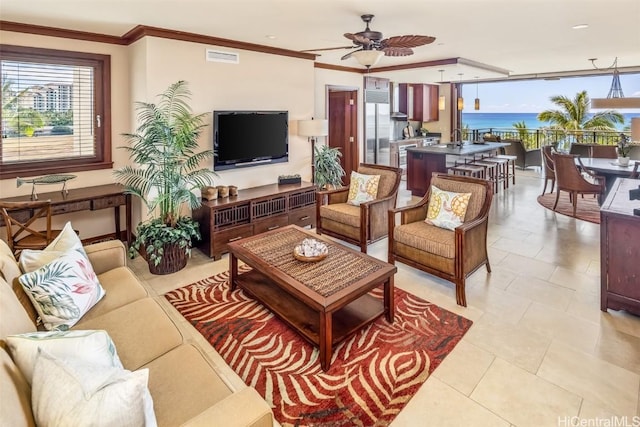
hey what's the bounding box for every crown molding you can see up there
[314,62,363,73]
[0,20,126,45]
[0,21,316,61]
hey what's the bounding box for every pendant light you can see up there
[457,73,464,111]
[474,77,480,110]
[590,57,640,109]
[438,69,446,111]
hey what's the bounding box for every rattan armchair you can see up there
[388,173,494,307]
[316,163,402,253]
[552,152,605,215]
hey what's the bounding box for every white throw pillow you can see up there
[425,185,472,231]
[18,250,105,330]
[346,171,381,206]
[20,221,88,273]
[32,349,150,427]
[5,330,122,385]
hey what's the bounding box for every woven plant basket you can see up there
[148,242,188,275]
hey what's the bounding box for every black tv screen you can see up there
[213,111,289,171]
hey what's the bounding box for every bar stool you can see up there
[478,156,510,190]
[449,164,486,179]
[469,160,500,192]
[494,154,516,187]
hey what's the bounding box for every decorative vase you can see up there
[618,157,630,167]
[148,242,188,275]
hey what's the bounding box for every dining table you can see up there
[577,157,638,197]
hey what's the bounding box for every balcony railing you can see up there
[469,128,630,149]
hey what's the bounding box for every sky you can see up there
[462,73,640,114]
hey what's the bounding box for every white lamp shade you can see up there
[298,119,328,137]
[351,50,384,67]
[631,117,640,143]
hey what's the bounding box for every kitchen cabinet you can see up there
[398,83,439,122]
[364,76,389,91]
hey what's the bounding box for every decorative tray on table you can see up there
[293,238,328,262]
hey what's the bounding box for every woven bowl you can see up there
[293,252,328,263]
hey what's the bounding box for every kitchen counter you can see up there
[405,142,510,196]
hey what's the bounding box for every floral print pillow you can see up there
[425,185,472,230]
[19,251,105,331]
[347,172,381,206]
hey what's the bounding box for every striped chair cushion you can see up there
[319,203,360,228]
[394,221,454,259]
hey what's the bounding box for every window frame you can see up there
[0,44,112,179]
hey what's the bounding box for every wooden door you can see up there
[328,89,358,184]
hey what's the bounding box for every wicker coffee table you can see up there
[227,225,397,371]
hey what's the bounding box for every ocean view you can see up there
[462,112,636,131]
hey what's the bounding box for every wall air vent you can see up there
[205,49,239,64]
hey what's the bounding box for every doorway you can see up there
[327,86,359,183]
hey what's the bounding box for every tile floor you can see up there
[129,169,640,427]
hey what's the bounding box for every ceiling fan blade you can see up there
[341,49,362,61]
[300,45,355,53]
[380,35,436,48]
[344,33,373,45]
[382,47,414,57]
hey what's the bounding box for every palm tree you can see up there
[537,91,623,143]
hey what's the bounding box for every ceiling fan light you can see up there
[352,50,384,67]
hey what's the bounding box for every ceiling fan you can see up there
[303,14,436,64]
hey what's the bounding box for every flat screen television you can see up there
[213,110,288,171]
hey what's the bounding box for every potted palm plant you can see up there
[313,144,345,189]
[114,80,216,274]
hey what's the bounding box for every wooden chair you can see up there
[388,173,494,307]
[551,153,604,215]
[316,163,402,253]
[541,145,556,195]
[590,145,618,159]
[0,200,63,257]
[569,143,592,158]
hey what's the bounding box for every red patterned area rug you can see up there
[165,270,473,427]
[537,192,600,224]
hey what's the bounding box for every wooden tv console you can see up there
[193,182,317,260]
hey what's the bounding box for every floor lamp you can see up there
[298,119,328,183]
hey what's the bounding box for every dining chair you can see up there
[0,200,64,258]
[590,145,618,159]
[630,161,640,179]
[551,153,605,215]
[541,145,556,195]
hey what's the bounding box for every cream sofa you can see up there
[0,239,273,427]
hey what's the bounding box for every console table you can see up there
[193,182,317,260]
[0,183,132,244]
[600,178,640,316]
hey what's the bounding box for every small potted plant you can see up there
[114,81,216,274]
[313,144,346,190]
[617,133,631,166]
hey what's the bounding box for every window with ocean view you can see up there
[460,74,639,147]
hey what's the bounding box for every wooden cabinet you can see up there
[193,182,317,260]
[600,178,640,316]
[398,83,439,122]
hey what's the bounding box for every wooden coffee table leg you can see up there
[319,311,333,371]
[229,253,238,291]
[384,276,395,322]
